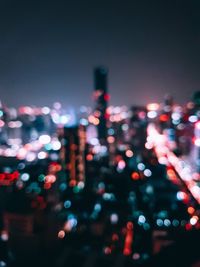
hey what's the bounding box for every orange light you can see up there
[107,136,115,144]
[187,207,195,215]
[58,230,65,239]
[147,103,159,111]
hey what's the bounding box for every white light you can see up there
[42,106,50,114]
[194,138,200,147]
[51,140,61,150]
[90,138,99,146]
[4,148,17,157]
[8,120,22,128]
[164,219,171,227]
[147,111,157,119]
[0,260,6,267]
[188,115,198,123]
[53,102,62,110]
[39,135,51,145]
[1,231,8,241]
[147,103,159,111]
[17,148,27,160]
[110,213,118,224]
[100,146,108,154]
[122,124,129,131]
[20,173,30,182]
[137,163,145,171]
[138,215,146,224]
[190,216,198,225]
[51,113,60,124]
[60,115,70,124]
[38,151,48,159]
[171,112,181,121]
[117,160,126,170]
[77,181,85,189]
[80,118,88,126]
[144,169,152,177]
[26,152,36,162]
[176,191,186,201]
[158,156,168,165]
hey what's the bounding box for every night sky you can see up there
[0,0,199,109]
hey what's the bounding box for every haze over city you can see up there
[0,1,200,267]
[0,0,199,108]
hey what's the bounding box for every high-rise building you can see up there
[63,125,86,185]
[94,67,109,143]
[193,91,200,107]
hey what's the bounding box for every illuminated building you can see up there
[94,67,109,144]
[63,125,86,185]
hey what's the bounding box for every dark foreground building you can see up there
[94,67,109,143]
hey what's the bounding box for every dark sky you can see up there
[0,0,199,109]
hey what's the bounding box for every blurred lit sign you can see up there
[0,171,19,186]
[147,103,160,111]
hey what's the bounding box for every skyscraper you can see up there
[93,67,109,143]
[63,126,86,185]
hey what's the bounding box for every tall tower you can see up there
[94,67,109,143]
[63,126,86,185]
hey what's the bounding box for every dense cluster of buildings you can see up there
[0,68,199,267]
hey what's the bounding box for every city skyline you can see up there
[0,0,199,108]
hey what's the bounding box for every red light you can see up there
[131,172,140,180]
[0,171,19,184]
[112,233,119,241]
[123,222,134,256]
[0,174,6,180]
[104,93,110,102]
[86,154,93,161]
[185,223,192,231]
[69,180,76,187]
[159,114,169,122]
[127,221,134,230]
[104,112,110,120]
[123,248,132,256]
[44,183,51,190]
